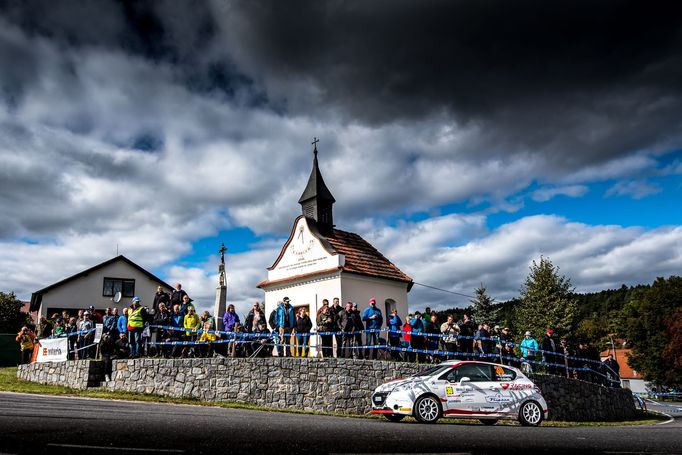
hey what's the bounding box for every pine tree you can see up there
[513,257,578,339]
[471,284,497,324]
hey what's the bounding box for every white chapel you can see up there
[259,143,413,332]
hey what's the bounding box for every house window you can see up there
[103,278,135,297]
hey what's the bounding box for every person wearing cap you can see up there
[542,328,559,375]
[52,317,67,337]
[362,298,383,360]
[520,330,539,362]
[276,297,296,357]
[127,297,148,358]
[77,311,94,359]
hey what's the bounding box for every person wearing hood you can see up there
[276,298,295,357]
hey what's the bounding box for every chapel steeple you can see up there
[298,138,335,235]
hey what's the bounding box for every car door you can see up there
[440,363,492,415]
[491,364,533,413]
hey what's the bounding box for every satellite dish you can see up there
[112,291,122,303]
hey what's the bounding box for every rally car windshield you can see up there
[414,365,450,377]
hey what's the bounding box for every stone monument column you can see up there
[214,243,227,331]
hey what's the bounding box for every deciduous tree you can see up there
[0,291,28,333]
[624,276,682,387]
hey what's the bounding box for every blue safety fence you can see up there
[42,323,618,385]
[141,324,619,385]
[148,325,614,369]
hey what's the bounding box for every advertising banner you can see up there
[35,337,68,363]
[94,324,103,343]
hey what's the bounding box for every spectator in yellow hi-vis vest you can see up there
[16,326,36,364]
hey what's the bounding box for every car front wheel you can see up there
[518,400,543,427]
[414,395,441,424]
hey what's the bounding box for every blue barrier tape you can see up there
[142,323,619,383]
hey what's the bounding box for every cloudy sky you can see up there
[1,0,681,316]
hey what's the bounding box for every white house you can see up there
[30,255,173,319]
[259,144,413,353]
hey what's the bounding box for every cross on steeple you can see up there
[299,138,335,235]
[312,137,320,155]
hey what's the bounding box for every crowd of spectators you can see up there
[18,285,621,387]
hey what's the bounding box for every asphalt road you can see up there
[1,392,680,455]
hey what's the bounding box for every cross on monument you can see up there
[219,242,227,264]
[218,242,227,287]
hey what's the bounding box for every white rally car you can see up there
[371,360,548,426]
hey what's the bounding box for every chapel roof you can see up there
[324,227,413,288]
[259,216,413,290]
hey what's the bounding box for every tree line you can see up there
[437,257,681,389]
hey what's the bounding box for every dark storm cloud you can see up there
[0,0,261,106]
[221,0,682,118]
[213,0,682,171]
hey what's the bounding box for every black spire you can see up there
[299,138,335,235]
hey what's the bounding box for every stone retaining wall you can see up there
[533,374,636,421]
[108,358,421,415]
[18,358,635,421]
[17,360,103,389]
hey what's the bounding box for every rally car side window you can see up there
[492,364,517,382]
[442,363,493,382]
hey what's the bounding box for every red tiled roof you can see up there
[261,216,413,290]
[325,228,413,288]
[600,347,642,380]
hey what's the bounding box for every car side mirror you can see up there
[459,377,470,384]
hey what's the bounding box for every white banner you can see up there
[35,337,68,363]
[94,323,103,343]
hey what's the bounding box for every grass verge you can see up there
[0,367,667,426]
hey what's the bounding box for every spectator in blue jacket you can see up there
[387,308,402,361]
[276,298,296,357]
[410,312,426,363]
[116,307,128,337]
[169,304,184,357]
[520,331,539,361]
[362,298,383,360]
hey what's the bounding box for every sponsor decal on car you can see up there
[500,383,533,390]
[485,393,513,403]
